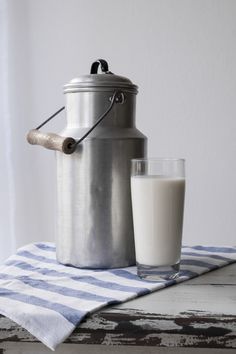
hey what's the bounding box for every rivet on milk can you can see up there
[27,59,147,268]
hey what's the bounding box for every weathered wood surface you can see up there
[27,129,76,154]
[0,263,235,352]
[1,343,236,354]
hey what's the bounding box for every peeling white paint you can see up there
[102,333,135,346]
[130,318,182,331]
[68,332,91,341]
[80,315,117,330]
[190,320,236,332]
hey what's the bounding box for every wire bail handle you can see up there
[27,90,124,154]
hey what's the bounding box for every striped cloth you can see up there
[0,243,236,350]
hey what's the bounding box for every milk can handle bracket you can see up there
[26,91,123,154]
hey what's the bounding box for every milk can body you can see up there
[56,73,147,268]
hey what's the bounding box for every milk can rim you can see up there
[63,74,138,94]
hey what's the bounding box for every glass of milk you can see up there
[131,158,185,281]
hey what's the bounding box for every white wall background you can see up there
[1,0,236,261]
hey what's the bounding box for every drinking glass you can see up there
[131,158,185,280]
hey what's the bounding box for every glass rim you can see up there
[131,157,185,163]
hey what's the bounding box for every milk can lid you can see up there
[64,59,138,94]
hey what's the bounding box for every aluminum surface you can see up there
[56,79,147,268]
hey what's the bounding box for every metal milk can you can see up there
[27,59,147,268]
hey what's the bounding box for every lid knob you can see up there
[90,59,111,74]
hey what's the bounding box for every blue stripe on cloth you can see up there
[1,242,236,351]
[70,275,150,294]
[17,250,58,264]
[178,269,199,277]
[34,243,56,252]
[180,259,220,269]
[0,287,85,325]
[181,251,235,262]
[187,245,236,253]
[109,269,145,281]
[164,279,177,286]
[5,260,67,276]
[6,260,150,295]
[0,273,117,304]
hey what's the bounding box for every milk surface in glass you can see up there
[131,175,185,267]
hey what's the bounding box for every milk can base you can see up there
[56,254,136,269]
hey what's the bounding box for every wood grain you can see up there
[26,129,76,154]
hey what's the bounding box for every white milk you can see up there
[131,176,185,266]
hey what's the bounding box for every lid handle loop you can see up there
[90,59,111,74]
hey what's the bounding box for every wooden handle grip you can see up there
[27,129,76,154]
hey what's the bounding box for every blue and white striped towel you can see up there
[0,243,236,350]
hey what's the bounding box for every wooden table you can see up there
[0,263,235,354]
